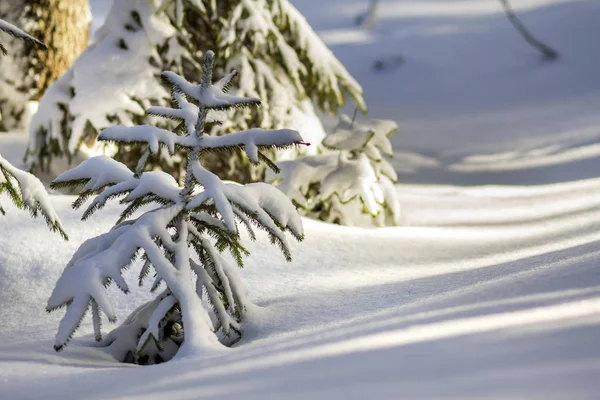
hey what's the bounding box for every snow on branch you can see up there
[322,115,397,157]
[268,115,400,227]
[279,1,366,112]
[161,61,261,111]
[0,155,67,239]
[200,128,308,163]
[320,153,384,216]
[52,156,134,192]
[47,206,182,351]
[189,163,237,232]
[158,0,207,26]
[187,179,304,260]
[0,18,46,55]
[98,125,197,154]
[51,156,135,209]
[240,182,304,240]
[147,91,200,136]
[80,171,181,221]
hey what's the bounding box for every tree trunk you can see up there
[0,0,90,131]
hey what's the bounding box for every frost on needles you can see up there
[47,51,307,364]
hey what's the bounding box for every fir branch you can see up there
[214,70,238,93]
[229,199,292,262]
[231,206,257,241]
[82,190,129,221]
[117,197,156,225]
[53,297,91,351]
[139,256,153,287]
[0,156,67,239]
[0,18,47,53]
[151,274,164,293]
[91,299,103,342]
[258,151,280,174]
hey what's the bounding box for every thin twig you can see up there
[499,0,558,60]
[350,106,359,129]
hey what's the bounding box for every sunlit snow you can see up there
[1,0,600,399]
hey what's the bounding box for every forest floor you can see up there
[1,0,600,399]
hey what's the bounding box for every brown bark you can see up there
[28,0,91,100]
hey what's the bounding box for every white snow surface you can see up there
[2,0,600,398]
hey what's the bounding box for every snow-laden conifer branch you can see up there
[162,72,261,111]
[0,155,67,239]
[0,18,47,56]
[47,206,182,350]
[48,50,306,362]
[268,115,400,227]
[323,115,396,157]
[276,1,366,112]
[219,0,366,114]
[98,124,306,166]
[199,128,308,163]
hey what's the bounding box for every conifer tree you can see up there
[268,115,400,227]
[47,50,306,363]
[0,17,66,238]
[0,0,90,131]
[27,0,365,184]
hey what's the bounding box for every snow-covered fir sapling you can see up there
[0,18,66,238]
[47,51,307,364]
[267,115,399,227]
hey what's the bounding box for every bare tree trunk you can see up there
[0,0,90,131]
[499,0,558,60]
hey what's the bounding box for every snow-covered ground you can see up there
[2,0,600,398]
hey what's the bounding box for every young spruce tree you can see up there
[47,51,306,363]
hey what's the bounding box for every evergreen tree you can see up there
[0,17,66,238]
[27,0,180,181]
[0,0,90,131]
[268,115,400,227]
[47,50,306,363]
[27,0,365,183]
